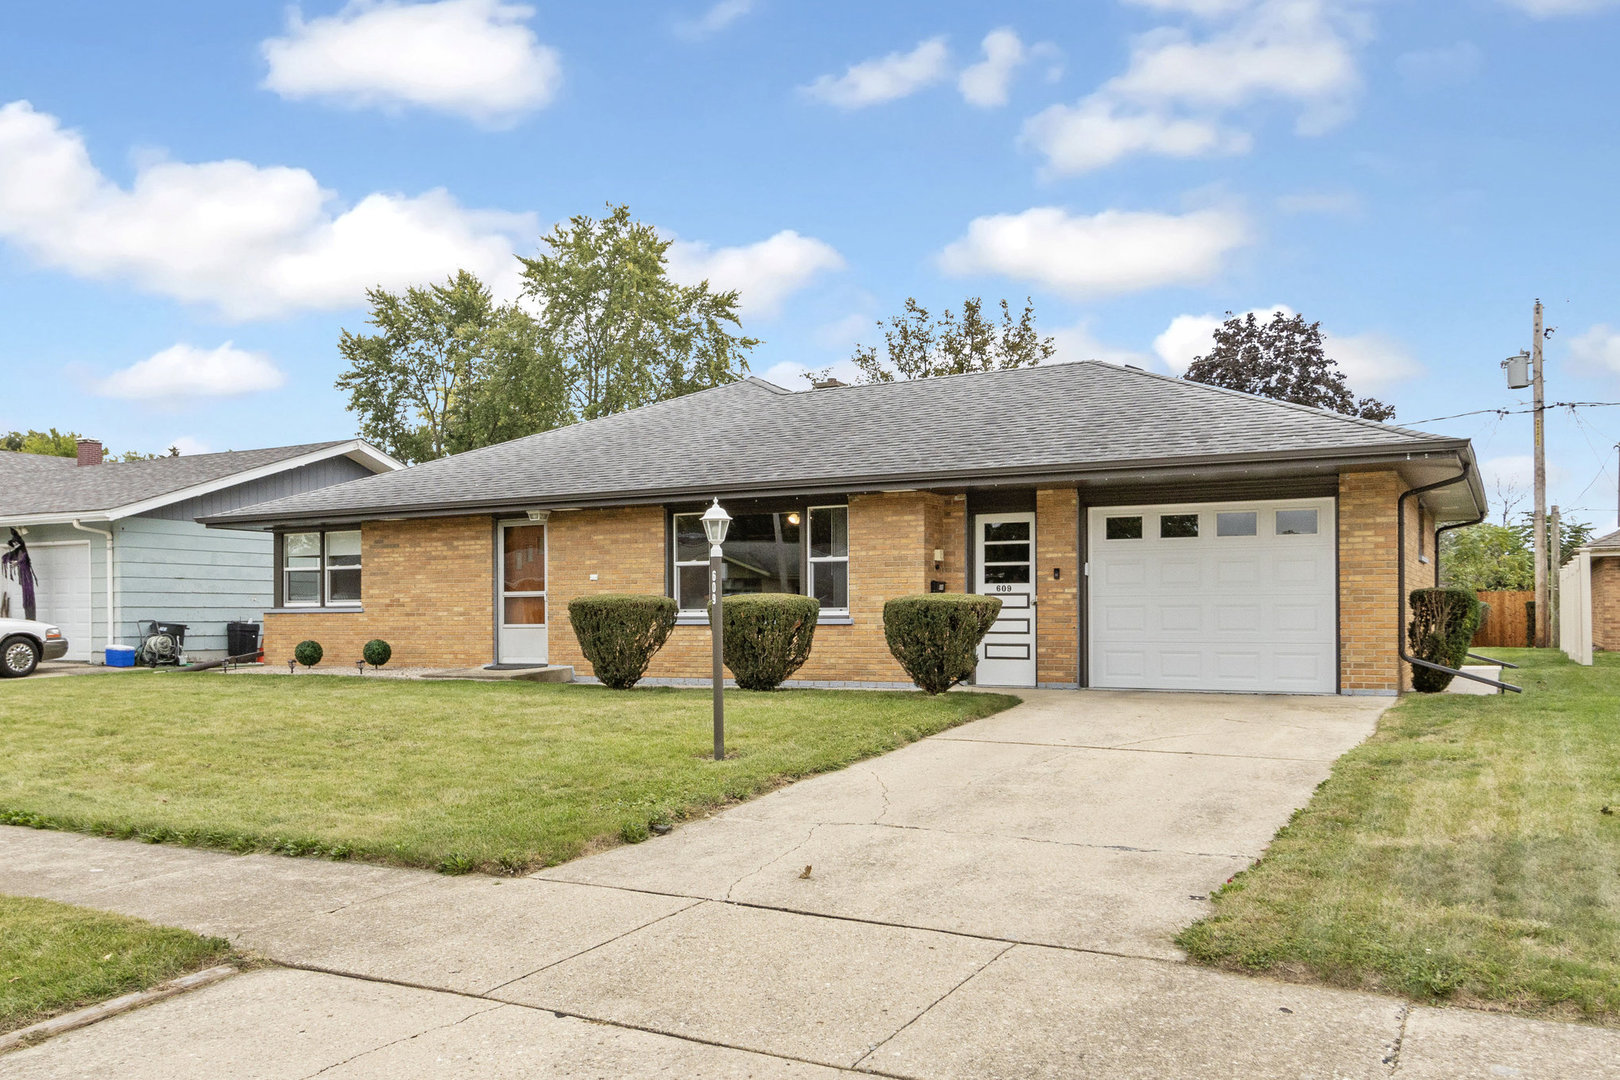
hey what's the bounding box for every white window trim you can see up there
[807,504,850,615]
[282,531,322,608]
[499,520,549,628]
[671,504,851,617]
[672,511,711,614]
[282,529,362,608]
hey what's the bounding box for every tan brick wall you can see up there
[263,515,495,668]
[1036,488,1079,686]
[1338,470,1434,693]
[550,493,934,684]
[1593,556,1620,651]
[923,493,967,592]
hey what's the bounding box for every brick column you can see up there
[1036,487,1079,687]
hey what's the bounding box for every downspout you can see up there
[71,520,118,660]
[1397,464,1521,693]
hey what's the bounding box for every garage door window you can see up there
[1216,511,1257,537]
[1276,509,1319,535]
[1159,513,1199,538]
[1104,516,1143,540]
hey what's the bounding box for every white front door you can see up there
[1087,498,1337,693]
[975,512,1037,687]
[30,541,93,661]
[497,522,548,665]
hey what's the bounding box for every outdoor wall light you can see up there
[786,512,800,526]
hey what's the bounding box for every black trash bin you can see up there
[226,621,261,658]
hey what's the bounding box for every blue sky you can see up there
[3,0,1618,530]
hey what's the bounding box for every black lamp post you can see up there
[701,499,731,761]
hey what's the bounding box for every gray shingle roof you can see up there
[206,361,1471,527]
[1591,528,1620,550]
[0,442,352,518]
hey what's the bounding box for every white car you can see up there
[0,618,68,678]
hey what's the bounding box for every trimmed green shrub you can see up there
[363,639,392,668]
[1407,587,1485,692]
[568,593,677,690]
[883,594,1003,695]
[722,594,820,690]
[294,640,323,668]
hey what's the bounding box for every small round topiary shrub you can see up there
[1407,587,1485,692]
[363,639,392,668]
[723,594,820,690]
[293,639,323,668]
[567,593,677,690]
[883,594,1003,694]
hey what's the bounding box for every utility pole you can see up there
[1549,504,1561,650]
[1532,299,1548,648]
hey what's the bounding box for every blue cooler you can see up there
[105,645,136,668]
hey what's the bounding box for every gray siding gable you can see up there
[145,456,379,522]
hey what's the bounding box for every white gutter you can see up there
[71,520,119,655]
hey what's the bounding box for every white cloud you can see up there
[665,230,844,319]
[1022,98,1249,174]
[939,207,1250,298]
[1498,0,1619,14]
[1396,41,1483,87]
[1568,324,1620,376]
[1024,0,1364,173]
[1152,305,1419,389]
[815,312,876,349]
[801,37,950,109]
[0,100,534,320]
[168,436,212,456]
[680,0,753,36]
[1104,1,1363,133]
[97,343,285,401]
[958,28,1026,108]
[262,0,561,125]
[1483,453,1568,489]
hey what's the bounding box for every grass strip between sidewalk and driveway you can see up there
[0,676,1017,875]
[0,894,232,1035]
[1178,649,1620,1024]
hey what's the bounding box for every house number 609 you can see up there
[993,585,1013,593]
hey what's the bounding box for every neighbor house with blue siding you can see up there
[0,439,399,662]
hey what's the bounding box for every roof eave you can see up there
[202,440,1474,530]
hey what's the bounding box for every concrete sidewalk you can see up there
[4,690,1618,1077]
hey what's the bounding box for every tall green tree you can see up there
[1440,515,1595,591]
[841,297,1053,384]
[1,429,170,459]
[335,271,564,464]
[1184,311,1395,421]
[519,204,758,421]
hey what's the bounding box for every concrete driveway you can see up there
[8,689,1619,1078]
[535,688,1385,960]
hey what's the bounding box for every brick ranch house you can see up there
[205,362,1487,695]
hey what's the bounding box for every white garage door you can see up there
[29,542,93,662]
[1088,498,1336,693]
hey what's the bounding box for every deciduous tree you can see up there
[1183,311,1395,421]
[840,297,1053,384]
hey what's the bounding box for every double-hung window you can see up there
[282,530,362,607]
[671,504,847,616]
[807,506,848,612]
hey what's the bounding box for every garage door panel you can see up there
[29,543,93,662]
[1088,498,1336,694]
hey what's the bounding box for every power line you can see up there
[1406,401,1620,426]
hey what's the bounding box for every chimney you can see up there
[76,439,103,467]
[810,377,847,390]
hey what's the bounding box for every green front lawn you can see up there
[0,677,1016,875]
[1,895,232,1035]
[1178,650,1620,1023]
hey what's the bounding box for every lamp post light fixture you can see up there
[700,499,732,761]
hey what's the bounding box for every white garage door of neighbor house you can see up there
[28,542,93,662]
[1088,498,1336,693]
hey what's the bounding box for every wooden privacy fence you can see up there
[1472,590,1535,648]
